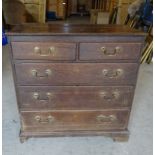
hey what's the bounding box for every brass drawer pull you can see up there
[33,92,53,101]
[100,91,120,101]
[34,46,55,57]
[100,46,121,56]
[31,69,52,78]
[102,69,123,78]
[96,115,117,122]
[35,115,55,124]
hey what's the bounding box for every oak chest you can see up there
[7,24,146,142]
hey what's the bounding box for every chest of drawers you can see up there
[7,24,146,143]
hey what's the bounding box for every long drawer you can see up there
[21,110,129,132]
[11,42,76,60]
[79,42,142,60]
[18,86,134,110]
[15,63,138,85]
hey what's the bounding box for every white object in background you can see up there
[128,0,144,17]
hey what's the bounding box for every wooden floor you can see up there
[47,15,91,24]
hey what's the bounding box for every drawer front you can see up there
[21,110,129,131]
[11,42,76,60]
[79,42,142,60]
[18,86,134,110]
[15,63,138,85]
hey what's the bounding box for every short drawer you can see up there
[15,63,138,85]
[79,42,142,60]
[21,110,129,132]
[11,42,76,60]
[18,86,134,110]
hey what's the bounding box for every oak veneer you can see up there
[7,24,146,143]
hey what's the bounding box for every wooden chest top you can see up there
[7,24,146,36]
